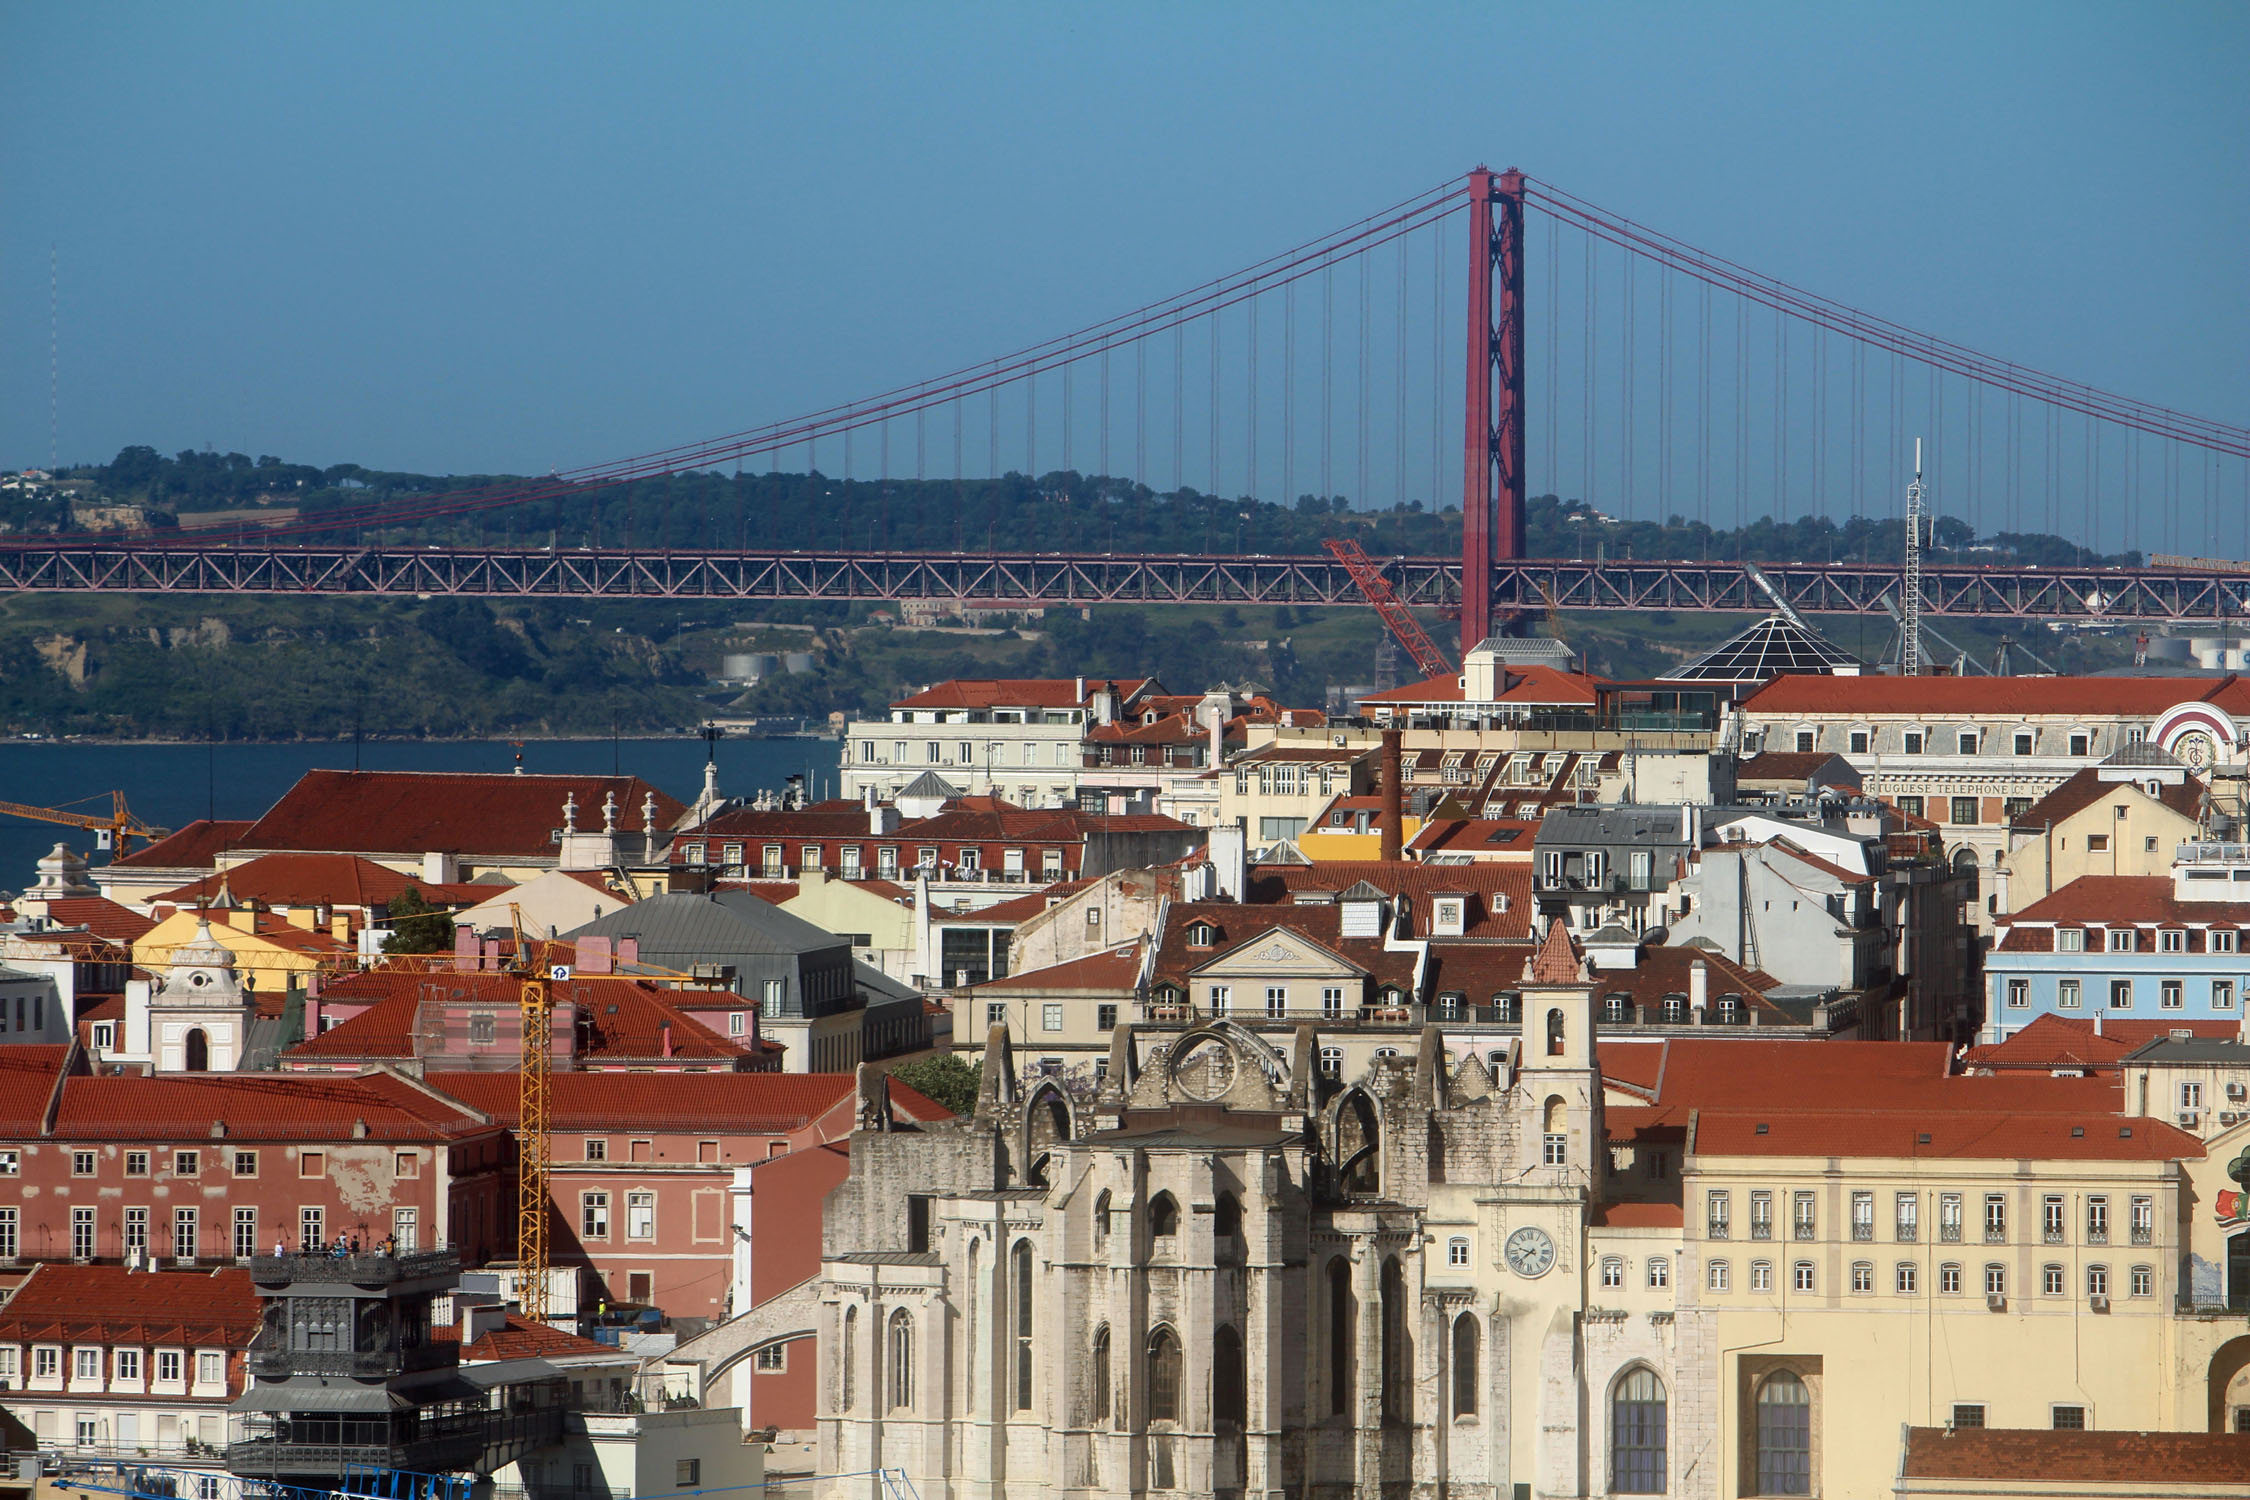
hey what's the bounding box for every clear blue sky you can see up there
[1,3,2242,549]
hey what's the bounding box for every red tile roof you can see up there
[2015,766,2207,828]
[1741,673,2250,717]
[1693,1109,2193,1161]
[1997,875,2250,949]
[1899,1426,2250,1485]
[970,946,1142,993]
[1735,750,1858,784]
[440,1313,619,1363]
[111,820,254,869]
[287,970,749,1064]
[152,854,492,911]
[30,896,157,944]
[1248,861,1536,941]
[0,1045,71,1135]
[1530,918,1581,983]
[50,1070,496,1141]
[1151,901,1419,994]
[426,1070,950,1131]
[238,771,685,860]
[1966,1013,2239,1071]
[1406,818,1541,856]
[0,1264,260,1348]
[1590,1200,1683,1228]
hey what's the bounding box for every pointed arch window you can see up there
[1147,1326,1183,1423]
[1450,1314,1480,1417]
[1089,1325,1111,1424]
[1379,1255,1407,1425]
[1326,1255,1353,1416]
[1148,1191,1179,1239]
[1755,1371,1813,1495]
[1612,1367,1667,1492]
[1011,1238,1034,1411]
[840,1305,857,1409]
[1213,1324,1245,1428]
[886,1309,914,1411]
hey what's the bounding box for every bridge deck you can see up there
[0,545,2243,621]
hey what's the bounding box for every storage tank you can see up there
[2142,635,2194,664]
[721,652,778,681]
[783,651,816,675]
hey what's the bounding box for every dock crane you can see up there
[1323,536,1455,678]
[0,791,170,853]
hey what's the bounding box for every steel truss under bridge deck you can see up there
[0,544,2246,621]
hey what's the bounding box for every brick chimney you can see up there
[1380,729,1404,863]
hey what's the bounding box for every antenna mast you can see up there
[1902,438,1926,676]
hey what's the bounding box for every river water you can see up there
[0,737,843,894]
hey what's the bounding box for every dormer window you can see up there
[1187,922,1217,948]
[1903,731,1925,755]
[2105,927,2135,953]
[1604,995,1628,1022]
[1662,997,1686,1023]
[1432,898,1465,936]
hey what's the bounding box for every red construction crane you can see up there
[1323,536,1454,680]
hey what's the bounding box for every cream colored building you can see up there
[1997,754,2210,914]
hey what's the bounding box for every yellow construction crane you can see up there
[0,791,170,854]
[506,905,563,1323]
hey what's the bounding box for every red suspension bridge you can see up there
[9,168,2248,636]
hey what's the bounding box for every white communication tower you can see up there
[1902,438,1926,676]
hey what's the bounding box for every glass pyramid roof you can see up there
[1664,614,1861,683]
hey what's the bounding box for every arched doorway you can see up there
[183,1029,209,1072]
[2210,1334,2250,1432]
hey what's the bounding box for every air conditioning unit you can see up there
[2088,1294,2110,1313]
[2221,1112,2245,1127]
[1986,1293,2008,1313]
[2178,1111,2202,1129]
[2227,1081,2247,1101]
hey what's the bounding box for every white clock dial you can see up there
[1504,1225,1555,1278]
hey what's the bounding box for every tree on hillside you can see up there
[381,887,455,954]
[887,1052,979,1116]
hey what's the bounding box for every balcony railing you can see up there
[248,1249,459,1285]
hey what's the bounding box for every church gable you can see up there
[1188,926,1366,984]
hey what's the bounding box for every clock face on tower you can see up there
[1504,1225,1556,1278]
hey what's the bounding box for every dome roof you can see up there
[1663,614,1860,685]
[169,917,238,974]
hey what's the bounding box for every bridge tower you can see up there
[1461,166,1527,653]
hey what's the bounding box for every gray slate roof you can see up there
[563,890,849,961]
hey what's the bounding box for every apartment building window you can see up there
[2042,1264,2065,1296]
[2086,1196,2109,1243]
[394,1207,418,1253]
[1903,731,1925,755]
[762,978,785,1018]
[1851,1261,1874,1293]
[626,1192,656,1240]
[1849,730,1869,754]
[2058,979,2082,1008]
[233,1149,259,1177]
[2131,1266,2153,1297]
[1984,1264,2007,1297]
[1647,1258,1670,1289]
[2160,927,2186,954]
[300,1151,326,1178]
[727,1011,746,1037]
[2088,834,2111,852]
[1851,1192,1874,1241]
[1896,1193,1919,1242]
[125,1208,148,1255]
[1792,1261,1815,1293]
[1601,1257,1624,1289]
[1896,1262,1919,1294]
[72,1207,95,1259]
[300,1208,323,1251]
[2087,1264,2109,1298]
[1041,1004,1064,1033]
[2109,980,2133,1010]
[115,1349,139,1383]
[2006,979,2029,1009]
[1750,1191,1773,1240]
[1897,795,1924,817]
[2012,731,2034,755]
[2161,980,2184,1010]
[2069,732,2091,755]
[1096,1003,1118,1031]
[1939,1263,1962,1294]
[985,1002,1006,1030]
[1543,1132,1567,1166]
[1792,1191,1816,1240]
[174,1150,200,1176]
[173,1207,198,1261]
[1795,731,1815,753]
[2052,1405,2086,1430]
[2183,1081,2205,1111]
[1750,1260,1773,1292]
[2057,928,2086,954]
[1447,1237,1470,1268]
[2105,926,2134,953]
[1983,1194,2007,1242]
[2216,980,2238,1011]
[2130,1197,2153,1245]
[155,1350,182,1383]
[2041,1196,2066,1244]
[2005,796,2034,819]
[1939,1193,1963,1242]
[71,1149,96,1176]
[2214,930,2238,954]
[1709,1259,1730,1291]
[1207,984,1232,1015]
[1707,1191,1731,1239]
[197,1352,223,1386]
[234,1207,258,1260]
[927,743,941,764]
[1266,986,1288,1018]
[877,846,899,877]
[1953,1403,1985,1428]
[582,1193,610,1239]
[1950,797,1979,825]
[30,1346,57,1380]
[125,1150,148,1177]
[1319,1046,1343,1078]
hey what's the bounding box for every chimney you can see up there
[1380,729,1404,863]
[1690,959,1708,1011]
[618,936,640,968]
[659,1019,674,1059]
[1207,704,1225,770]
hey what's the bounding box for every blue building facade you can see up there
[1982,871,2250,1043]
